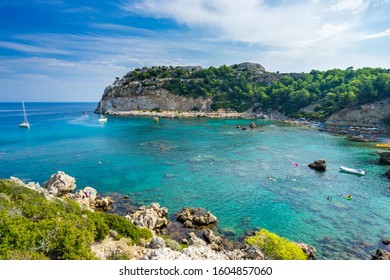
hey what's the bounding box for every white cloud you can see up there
[125,0,368,53]
[330,0,369,12]
[357,28,390,40]
[0,41,69,55]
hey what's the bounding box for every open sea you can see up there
[1,102,389,260]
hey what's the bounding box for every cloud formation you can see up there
[124,0,389,66]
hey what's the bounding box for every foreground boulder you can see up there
[308,159,326,171]
[43,171,76,197]
[125,203,169,232]
[372,249,390,260]
[176,207,218,228]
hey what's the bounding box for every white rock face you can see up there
[43,171,76,197]
[103,93,211,112]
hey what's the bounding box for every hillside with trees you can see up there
[106,63,390,120]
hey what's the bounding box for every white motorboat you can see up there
[339,166,365,176]
[98,102,107,123]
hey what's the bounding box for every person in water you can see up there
[344,194,352,199]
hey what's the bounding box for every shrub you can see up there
[245,229,308,260]
[164,238,182,251]
[0,179,152,259]
[102,213,153,244]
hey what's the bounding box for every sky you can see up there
[1,0,390,102]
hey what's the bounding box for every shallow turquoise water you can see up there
[1,102,389,259]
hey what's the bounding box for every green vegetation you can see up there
[118,64,390,118]
[0,179,152,260]
[245,229,308,260]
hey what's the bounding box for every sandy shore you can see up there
[106,110,256,119]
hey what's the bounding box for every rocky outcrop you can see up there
[43,171,76,197]
[379,152,390,164]
[176,207,218,228]
[9,177,49,196]
[372,249,390,260]
[326,99,390,129]
[10,172,112,212]
[308,159,326,171]
[94,196,114,211]
[295,242,317,260]
[125,203,169,232]
[203,229,224,251]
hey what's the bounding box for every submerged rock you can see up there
[308,159,326,171]
[379,152,390,165]
[381,239,390,245]
[43,171,76,197]
[385,170,390,180]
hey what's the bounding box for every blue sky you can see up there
[1,0,390,101]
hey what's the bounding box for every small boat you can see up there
[339,166,365,176]
[98,102,107,123]
[376,143,390,149]
[19,101,30,128]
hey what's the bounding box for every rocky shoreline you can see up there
[8,172,319,260]
[102,108,390,142]
[6,170,390,260]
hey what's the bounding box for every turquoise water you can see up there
[1,102,389,259]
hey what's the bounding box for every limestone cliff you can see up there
[326,98,390,129]
[96,66,212,114]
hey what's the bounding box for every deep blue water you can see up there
[1,102,389,259]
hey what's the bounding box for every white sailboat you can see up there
[98,102,107,123]
[19,101,30,128]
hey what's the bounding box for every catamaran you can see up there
[19,101,30,128]
[98,102,107,123]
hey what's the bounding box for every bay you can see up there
[1,102,389,259]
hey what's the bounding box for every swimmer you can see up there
[268,176,277,182]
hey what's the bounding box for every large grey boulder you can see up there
[308,159,326,171]
[43,171,76,197]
